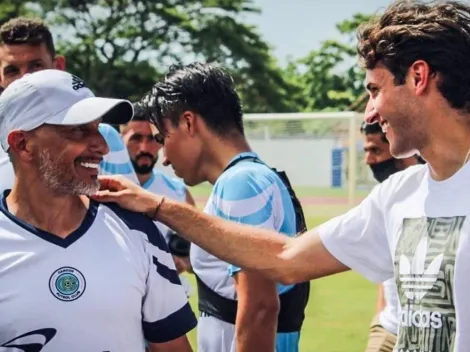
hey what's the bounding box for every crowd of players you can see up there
[1,1,470,351]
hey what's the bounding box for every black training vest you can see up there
[196,155,310,333]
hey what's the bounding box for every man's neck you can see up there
[6,178,89,239]
[421,112,470,181]
[203,135,252,185]
[399,156,420,170]
[137,172,153,187]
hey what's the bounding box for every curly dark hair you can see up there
[0,17,55,58]
[357,0,470,111]
[140,62,244,137]
[131,100,151,122]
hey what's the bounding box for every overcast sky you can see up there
[242,0,397,65]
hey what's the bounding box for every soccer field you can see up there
[184,184,376,351]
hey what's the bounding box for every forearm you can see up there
[156,197,291,278]
[148,336,193,352]
[375,283,386,314]
[235,309,278,352]
[154,197,348,283]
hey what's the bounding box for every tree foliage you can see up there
[0,2,374,114]
[287,13,375,112]
[1,0,298,111]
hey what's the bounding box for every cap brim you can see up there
[48,97,134,126]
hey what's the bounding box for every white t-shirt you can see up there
[380,278,400,335]
[318,162,470,352]
[0,192,197,351]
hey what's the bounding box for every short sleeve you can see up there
[141,225,197,343]
[98,123,139,184]
[213,169,277,276]
[317,184,393,283]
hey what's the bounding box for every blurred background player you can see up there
[121,102,195,295]
[0,16,138,191]
[141,62,309,352]
[361,100,423,352]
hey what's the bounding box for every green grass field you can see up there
[184,185,376,352]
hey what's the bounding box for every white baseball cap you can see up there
[0,69,134,151]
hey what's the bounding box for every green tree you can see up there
[28,0,300,111]
[0,1,37,25]
[287,13,375,112]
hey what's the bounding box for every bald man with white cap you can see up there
[0,69,196,351]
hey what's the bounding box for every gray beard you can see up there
[38,148,99,196]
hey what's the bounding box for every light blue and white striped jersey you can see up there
[190,151,300,351]
[143,169,187,242]
[99,123,139,184]
[142,169,186,201]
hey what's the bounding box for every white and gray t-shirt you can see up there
[318,162,470,352]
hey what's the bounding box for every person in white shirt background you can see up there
[94,1,470,351]
[120,103,195,295]
[360,99,423,352]
[0,17,138,191]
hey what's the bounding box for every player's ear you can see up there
[53,55,66,71]
[7,130,34,163]
[180,111,197,137]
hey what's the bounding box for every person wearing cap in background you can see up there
[0,69,196,351]
[0,17,139,192]
[361,99,423,352]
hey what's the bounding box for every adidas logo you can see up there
[71,75,86,91]
[400,304,443,329]
[399,237,443,301]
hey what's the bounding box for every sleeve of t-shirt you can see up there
[98,123,139,184]
[317,184,394,283]
[213,169,277,277]
[141,223,197,343]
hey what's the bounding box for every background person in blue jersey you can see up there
[120,107,196,294]
[99,123,139,184]
[0,17,138,189]
[137,62,306,352]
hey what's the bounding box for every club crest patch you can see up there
[49,267,86,302]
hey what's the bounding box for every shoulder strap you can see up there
[223,155,260,172]
[223,155,307,235]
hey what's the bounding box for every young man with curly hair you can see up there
[95,1,470,351]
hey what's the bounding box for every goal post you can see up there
[242,111,367,209]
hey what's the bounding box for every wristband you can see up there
[153,196,166,220]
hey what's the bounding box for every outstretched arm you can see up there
[157,197,349,284]
[92,175,348,284]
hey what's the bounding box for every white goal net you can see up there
[242,111,372,208]
[155,111,376,210]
